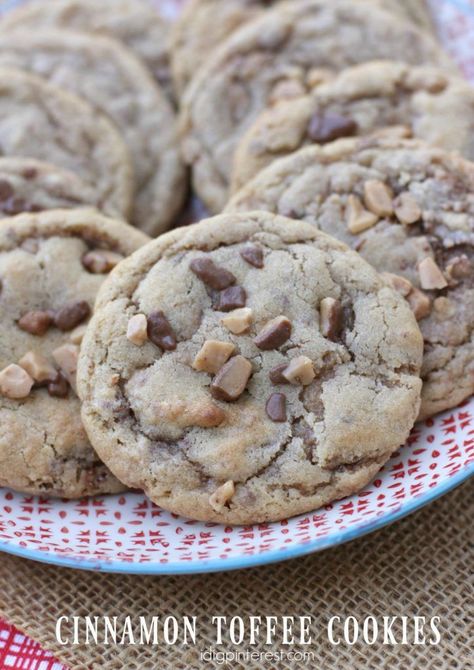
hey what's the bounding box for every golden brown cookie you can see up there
[231,61,474,192]
[0,66,132,220]
[180,0,452,211]
[78,211,423,524]
[0,209,148,497]
[0,30,185,235]
[227,137,474,419]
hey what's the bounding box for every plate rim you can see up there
[1,462,472,575]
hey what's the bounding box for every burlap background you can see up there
[0,480,471,669]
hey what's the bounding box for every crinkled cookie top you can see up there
[180,0,454,211]
[231,61,474,191]
[78,211,423,524]
[0,209,148,497]
[227,137,474,419]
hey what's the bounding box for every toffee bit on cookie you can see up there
[82,249,124,274]
[190,257,236,290]
[363,180,394,217]
[18,351,56,383]
[20,239,40,254]
[269,78,306,104]
[47,371,69,398]
[307,112,357,143]
[52,344,79,386]
[193,340,235,374]
[54,300,91,332]
[446,255,471,281]
[381,272,413,297]
[346,195,378,234]
[69,324,88,345]
[155,398,226,429]
[18,310,52,336]
[254,316,292,350]
[209,480,235,513]
[433,296,456,317]
[221,307,253,335]
[0,179,13,201]
[320,297,342,341]
[418,257,448,290]
[306,67,333,89]
[215,286,247,311]
[0,363,34,399]
[126,314,148,346]
[210,355,252,402]
[407,288,432,321]
[269,362,290,385]
[282,356,315,386]
[240,245,264,268]
[393,192,421,225]
[147,311,177,351]
[265,393,287,422]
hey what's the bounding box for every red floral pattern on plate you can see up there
[0,2,472,577]
[0,400,472,571]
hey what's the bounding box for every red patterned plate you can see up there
[0,399,472,574]
[0,0,472,574]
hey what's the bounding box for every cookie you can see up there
[0,209,148,498]
[227,138,474,420]
[0,0,174,100]
[180,0,452,212]
[171,0,435,97]
[171,0,265,98]
[232,61,474,192]
[0,66,132,220]
[0,30,186,236]
[0,158,104,217]
[77,211,423,524]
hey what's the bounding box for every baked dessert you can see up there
[179,0,453,211]
[0,209,148,497]
[0,0,174,100]
[78,211,423,523]
[227,137,474,419]
[0,66,132,220]
[231,61,474,192]
[0,30,186,235]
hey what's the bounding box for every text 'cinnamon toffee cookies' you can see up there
[231,61,474,192]
[0,0,174,100]
[0,30,186,235]
[78,212,423,524]
[179,0,454,212]
[0,209,148,497]
[171,0,435,97]
[0,67,132,220]
[226,138,474,419]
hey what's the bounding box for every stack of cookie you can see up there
[0,0,471,525]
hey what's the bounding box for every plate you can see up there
[0,0,472,575]
[0,398,472,574]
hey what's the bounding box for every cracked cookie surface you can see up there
[0,0,174,100]
[78,211,423,524]
[0,30,185,235]
[171,0,434,98]
[179,0,453,212]
[227,138,474,419]
[0,66,132,220]
[0,158,103,216]
[0,209,148,497]
[232,61,474,192]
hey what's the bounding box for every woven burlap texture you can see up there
[0,480,472,670]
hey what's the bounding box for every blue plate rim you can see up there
[0,462,472,575]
